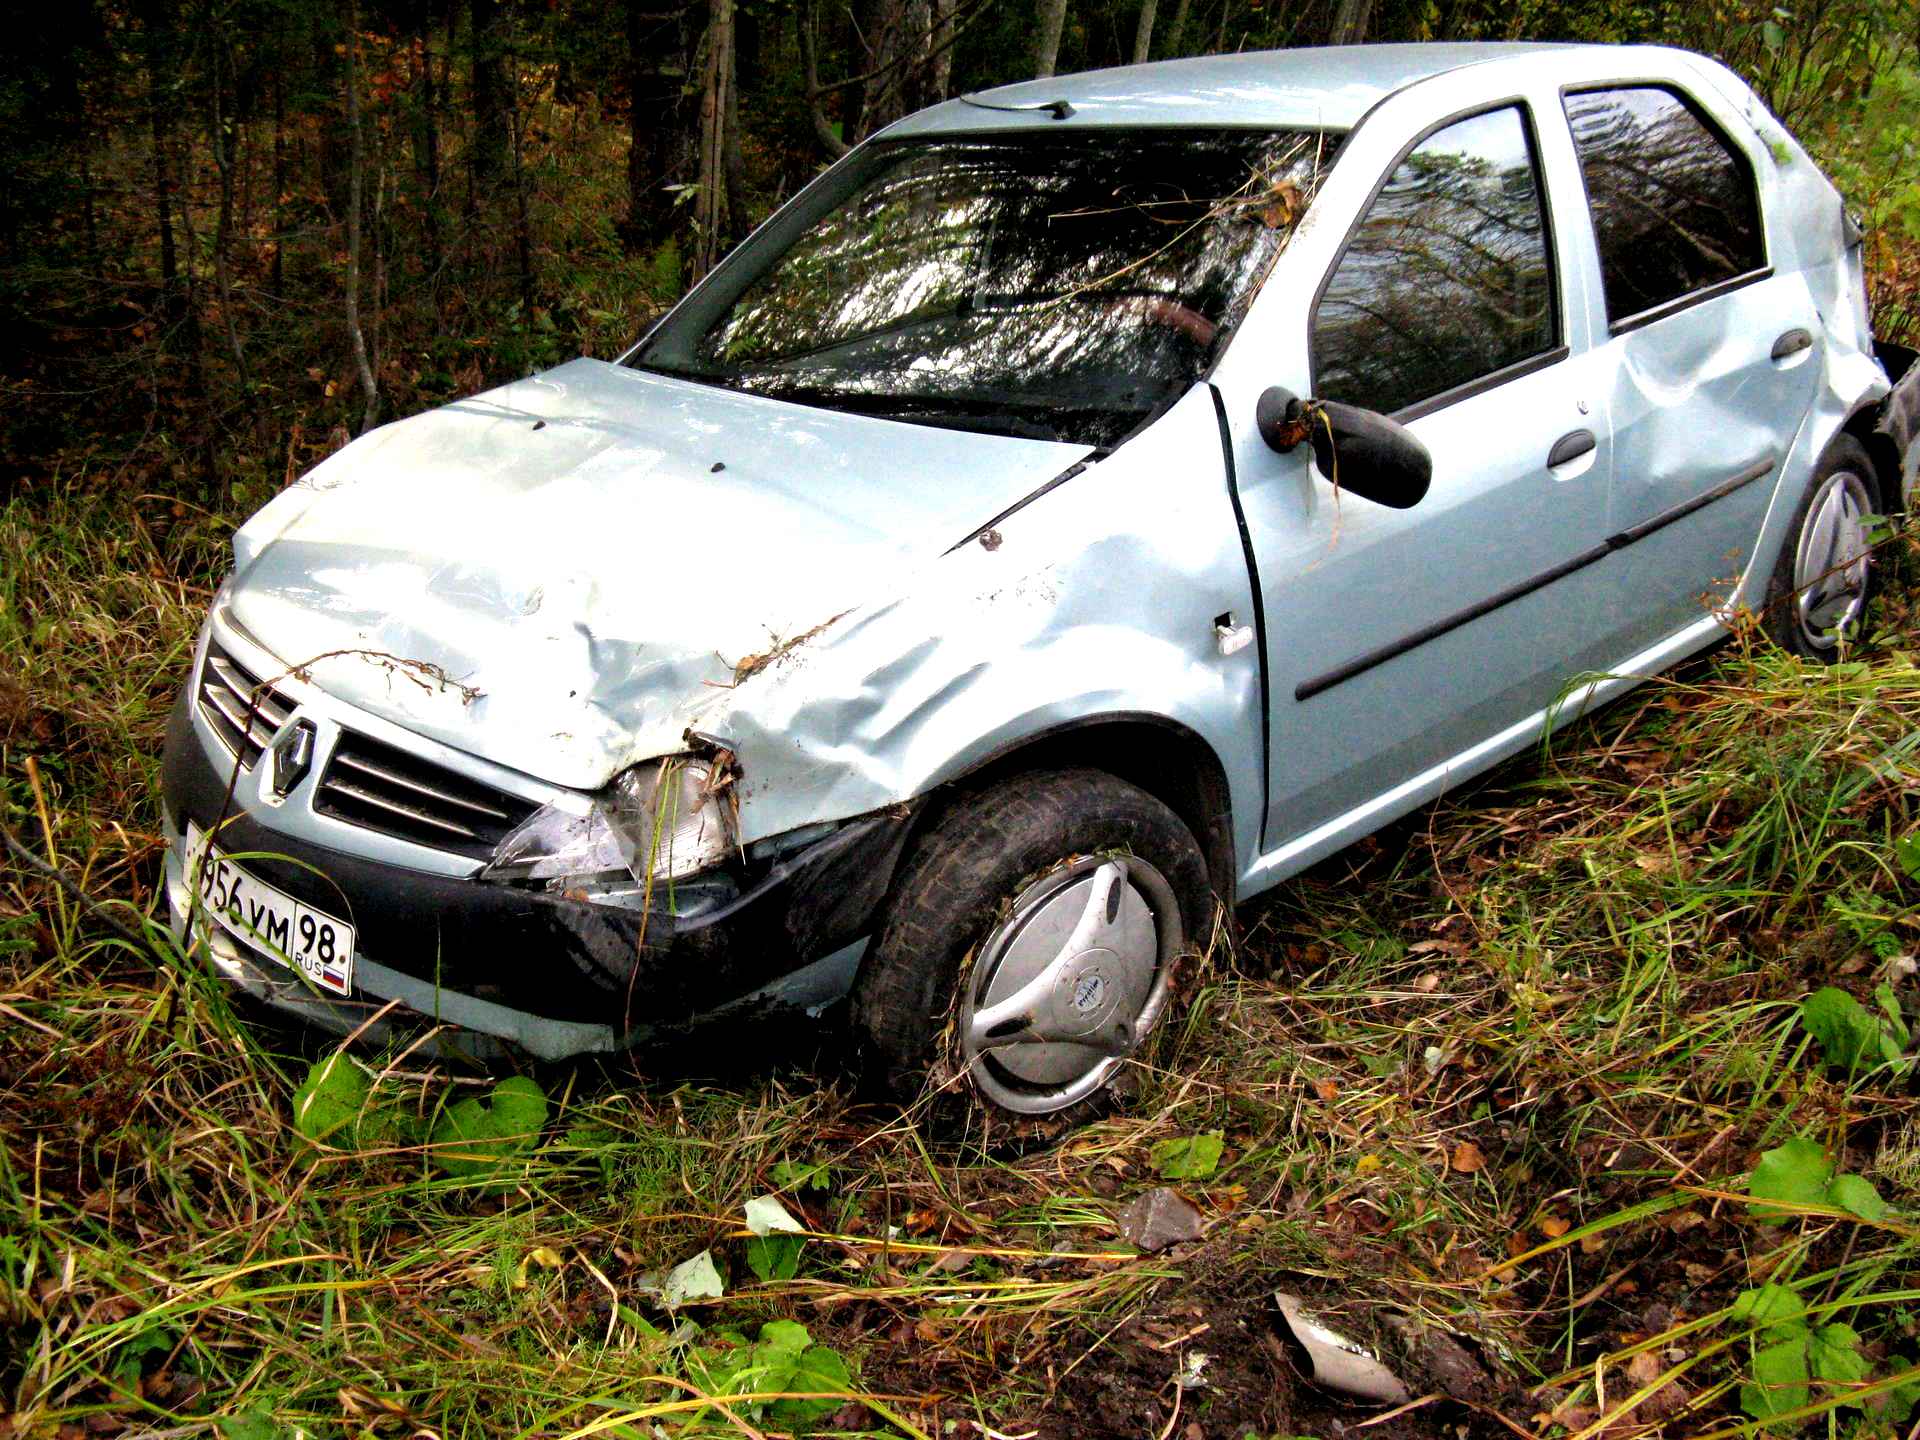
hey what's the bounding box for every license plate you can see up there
[185,822,356,996]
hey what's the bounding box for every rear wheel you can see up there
[850,768,1212,1118]
[1764,436,1881,660]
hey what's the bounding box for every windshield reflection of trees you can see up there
[1315,108,1554,417]
[1565,88,1762,321]
[688,133,1328,446]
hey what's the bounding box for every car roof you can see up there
[884,42,1590,135]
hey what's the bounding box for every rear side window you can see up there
[1562,86,1765,325]
[1313,105,1557,418]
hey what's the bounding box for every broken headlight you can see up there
[481,756,735,888]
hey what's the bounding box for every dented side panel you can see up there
[705,385,1266,868]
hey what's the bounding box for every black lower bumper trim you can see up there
[161,689,911,1038]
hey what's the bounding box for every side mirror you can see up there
[1255,387,1432,510]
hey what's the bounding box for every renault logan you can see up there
[162,42,1918,1116]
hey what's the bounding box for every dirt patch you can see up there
[1037,1294,1295,1440]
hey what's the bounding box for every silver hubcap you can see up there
[1793,469,1872,652]
[960,855,1181,1115]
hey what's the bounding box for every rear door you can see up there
[1559,83,1824,659]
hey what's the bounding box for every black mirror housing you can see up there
[1255,387,1432,510]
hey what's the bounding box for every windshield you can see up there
[632,129,1333,448]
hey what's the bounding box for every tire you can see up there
[849,768,1213,1119]
[1763,436,1882,661]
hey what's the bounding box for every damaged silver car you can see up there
[162,42,1919,1115]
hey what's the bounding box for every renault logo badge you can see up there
[270,719,317,798]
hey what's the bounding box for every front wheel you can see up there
[849,768,1213,1118]
[1763,436,1882,661]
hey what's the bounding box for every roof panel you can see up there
[884,43,1584,135]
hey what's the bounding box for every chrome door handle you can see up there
[1548,429,1596,468]
[1771,328,1813,361]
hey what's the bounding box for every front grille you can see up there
[198,642,294,769]
[315,731,538,858]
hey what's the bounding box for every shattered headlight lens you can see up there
[482,756,735,886]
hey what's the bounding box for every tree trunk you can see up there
[1032,0,1068,78]
[344,0,380,434]
[928,0,955,101]
[1329,0,1373,44]
[508,43,534,313]
[211,41,249,388]
[413,30,443,278]
[469,0,508,201]
[147,61,179,321]
[693,0,735,280]
[271,74,285,297]
[1131,0,1157,63]
[797,0,850,160]
[1162,0,1191,57]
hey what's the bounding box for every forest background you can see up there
[1,0,1916,512]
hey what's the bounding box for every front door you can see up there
[1230,101,1619,857]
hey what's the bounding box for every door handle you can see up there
[1771,328,1813,361]
[1548,429,1596,469]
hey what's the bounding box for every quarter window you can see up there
[1313,105,1558,418]
[1563,86,1764,325]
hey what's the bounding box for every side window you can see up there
[1562,86,1765,325]
[1312,105,1557,418]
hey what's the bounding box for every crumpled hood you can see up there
[227,358,1090,790]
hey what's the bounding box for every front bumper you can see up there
[160,673,910,1061]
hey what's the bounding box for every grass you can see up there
[3,480,1920,1439]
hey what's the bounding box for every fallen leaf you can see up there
[1312,1077,1340,1102]
[1451,1142,1486,1174]
[1539,1214,1570,1238]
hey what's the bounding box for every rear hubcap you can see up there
[960,855,1181,1115]
[1793,470,1872,652]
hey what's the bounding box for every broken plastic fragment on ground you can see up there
[743,1193,805,1236]
[1116,1186,1204,1252]
[660,1249,725,1306]
[1274,1290,1411,1404]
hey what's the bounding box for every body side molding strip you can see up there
[1295,457,1774,702]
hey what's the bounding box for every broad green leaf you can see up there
[744,1233,803,1282]
[758,1319,812,1356]
[1741,1335,1811,1421]
[1883,1356,1920,1422]
[430,1076,549,1179]
[1826,1172,1887,1221]
[1809,1323,1871,1393]
[1151,1130,1225,1180]
[770,1334,853,1423]
[1801,988,1882,1073]
[1892,832,1920,881]
[217,1410,285,1440]
[771,1157,832,1191]
[1732,1284,1808,1335]
[1876,983,1911,1048]
[292,1052,369,1152]
[1748,1137,1833,1218]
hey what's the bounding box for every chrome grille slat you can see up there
[331,751,514,821]
[207,657,291,726]
[202,684,278,745]
[197,642,293,769]
[315,731,539,859]
[319,779,480,839]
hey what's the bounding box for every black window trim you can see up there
[1307,95,1568,423]
[1557,78,1773,337]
